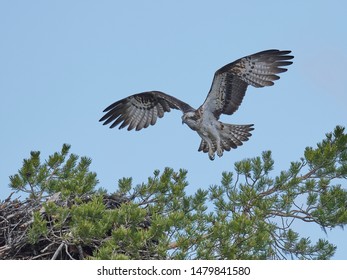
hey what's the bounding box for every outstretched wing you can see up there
[99,91,194,131]
[201,49,294,119]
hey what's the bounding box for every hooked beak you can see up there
[181,116,186,125]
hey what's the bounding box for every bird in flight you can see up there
[100,49,293,160]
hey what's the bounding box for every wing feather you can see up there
[117,104,138,129]
[100,91,194,131]
[110,114,126,129]
[150,105,157,125]
[129,108,145,131]
[137,109,148,131]
[141,108,150,129]
[201,49,293,119]
[156,102,164,118]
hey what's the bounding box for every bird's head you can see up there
[182,111,199,130]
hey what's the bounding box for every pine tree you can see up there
[1,126,346,260]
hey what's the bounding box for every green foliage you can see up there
[9,144,98,200]
[3,126,347,260]
[27,211,48,244]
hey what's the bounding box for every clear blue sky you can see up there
[1,1,346,259]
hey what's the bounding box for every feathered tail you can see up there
[198,123,254,160]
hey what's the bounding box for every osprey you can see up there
[100,49,293,160]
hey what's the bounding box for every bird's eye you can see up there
[186,114,197,121]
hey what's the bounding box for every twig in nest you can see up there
[51,242,64,260]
